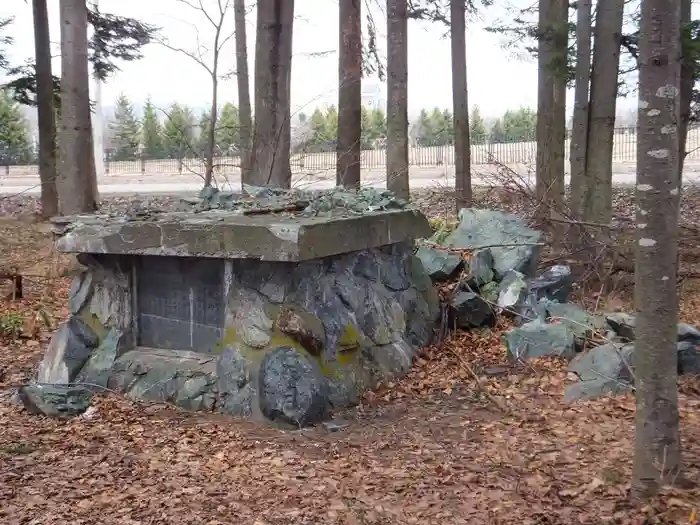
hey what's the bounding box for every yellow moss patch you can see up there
[76,310,108,344]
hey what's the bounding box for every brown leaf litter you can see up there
[0,192,698,524]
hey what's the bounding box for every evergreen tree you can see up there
[217,103,240,153]
[369,108,387,140]
[489,119,506,143]
[502,107,537,141]
[309,108,329,145]
[415,109,431,146]
[162,103,195,158]
[141,97,163,159]
[109,93,141,160]
[470,105,487,145]
[196,110,211,155]
[0,88,32,164]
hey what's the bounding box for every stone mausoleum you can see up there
[37,188,438,426]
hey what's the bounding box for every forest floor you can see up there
[0,187,699,525]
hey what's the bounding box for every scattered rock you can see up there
[604,313,636,341]
[445,208,542,278]
[451,291,495,329]
[606,314,700,345]
[527,265,573,303]
[544,301,600,349]
[258,347,329,427]
[497,270,528,312]
[564,378,633,403]
[18,384,93,418]
[466,249,494,286]
[415,246,463,281]
[503,319,576,361]
[478,281,500,304]
[677,341,700,375]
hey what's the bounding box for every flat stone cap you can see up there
[51,209,432,261]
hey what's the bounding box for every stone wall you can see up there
[38,244,439,426]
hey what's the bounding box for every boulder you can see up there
[466,249,495,287]
[677,341,700,375]
[503,319,576,361]
[258,347,329,427]
[445,208,542,278]
[526,265,573,303]
[451,291,495,329]
[606,314,700,345]
[497,270,528,313]
[415,246,463,281]
[18,384,93,418]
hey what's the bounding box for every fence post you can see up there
[177,157,183,174]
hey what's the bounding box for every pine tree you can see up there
[0,88,32,164]
[162,103,195,158]
[109,93,141,160]
[470,105,487,145]
[309,108,328,145]
[141,97,163,159]
[489,119,506,143]
[196,110,211,156]
[217,103,240,153]
[369,108,387,140]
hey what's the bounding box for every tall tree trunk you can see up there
[58,0,98,215]
[677,0,692,186]
[582,0,624,224]
[451,0,471,211]
[632,0,682,500]
[234,0,253,186]
[386,0,409,200]
[32,0,59,218]
[569,0,591,218]
[535,0,567,220]
[250,0,294,188]
[337,0,362,189]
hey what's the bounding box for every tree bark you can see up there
[32,0,59,218]
[234,0,253,186]
[631,0,682,500]
[204,20,223,188]
[337,0,362,189]
[250,0,294,188]
[535,0,567,219]
[582,0,624,224]
[451,0,471,211]
[569,0,591,218]
[677,0,692,186]
[386,0,409,200]
[58,0,98,215]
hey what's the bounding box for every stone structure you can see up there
[37,190,438,426]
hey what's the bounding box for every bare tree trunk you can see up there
[337,0,362,189]
[250,0,294,188]
[234,0,253,186]
[32,0,59,218]
[204,22,224,187]
[569,0,591,218]
[58,0,98,215]
[582,0,624,224]
[386,0,409,200]
[631,0,682,500]
[535,0,567,220]
[677,0,692,186]
[450,0,471,211]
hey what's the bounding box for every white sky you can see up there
[1,0,639,120]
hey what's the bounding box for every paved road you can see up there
[2,165,699,196]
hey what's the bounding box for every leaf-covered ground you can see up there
[0,190,699,525]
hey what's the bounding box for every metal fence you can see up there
[2,126,698,177]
